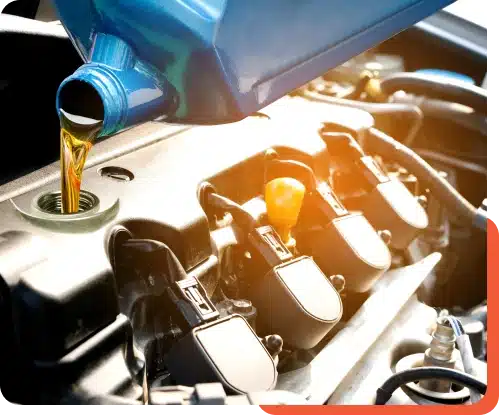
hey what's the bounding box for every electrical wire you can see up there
[366,128,485,231]
[442,315,464,336]
[375,367,487,405]
[298,88,423,145]
[443,315,482,404]
[415,149,486,176]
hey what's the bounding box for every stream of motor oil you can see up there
[59,110,102,213]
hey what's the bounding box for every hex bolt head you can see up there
[417,195,428,209]
[264,148,279,161]
[378,229,392,246]
[398,167,409,176]
[264,334,284,358]
[330,274,346,293]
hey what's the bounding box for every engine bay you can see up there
[0,5,487,406]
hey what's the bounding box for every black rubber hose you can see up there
[366,128,486,231]
[375,367,487,405]
[299,89,423,145]
[380,72,487,114]
[390,94,487,137]
[415,149,486,176]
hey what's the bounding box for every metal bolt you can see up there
[330,274,346,293]
[417,195,428,209]
[378,229,392,246]
[264,148,279,161]
[264,334,283,358]
[231,299,253,313]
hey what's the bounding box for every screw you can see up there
[264,334,283,358]
[378,229,392,246]
[417,195,428,209]
[264,148,279,161]
[330,274,346,293]
[398,167,409,176]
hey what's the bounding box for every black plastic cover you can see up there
[261,152,390,293]
[296,212,391,293]
[250,256,342,350]
[321,128,428,250]
[247,225,294,271]
[0,231,142,404]
[348,179,429,250]
[0,231,48,401]
[167,314,277,394]
[4,238,119,361]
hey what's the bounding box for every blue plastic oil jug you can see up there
[53,0,455,136]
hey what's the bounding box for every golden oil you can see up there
[59,110,102,213]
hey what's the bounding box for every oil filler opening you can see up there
[36,190,100,215]
[99,166,135,182]
[58,80,104,123]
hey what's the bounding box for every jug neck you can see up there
[56,33,169,137]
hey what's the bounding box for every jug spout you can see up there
[56,33,168,137]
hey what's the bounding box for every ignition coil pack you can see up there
[203,190,343,350]
[320,129,429,249]
[107,225,277,394]
[264,153,392,293]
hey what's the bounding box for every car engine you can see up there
[0,0,487,407]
